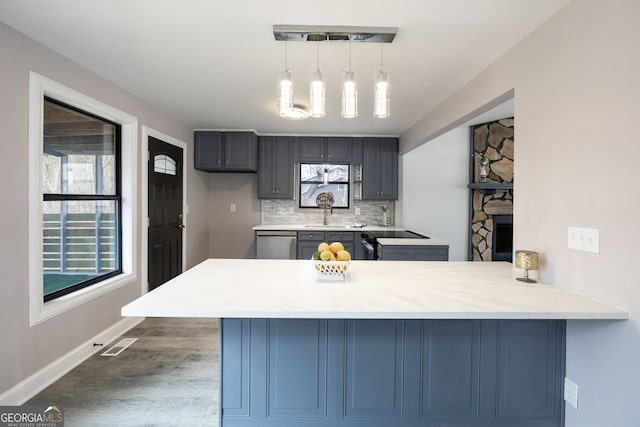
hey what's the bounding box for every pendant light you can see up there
[341,36,358,118]
[277,41,294,117]
[309,41,326,118]
[373,43,390,118]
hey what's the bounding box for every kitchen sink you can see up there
[304,224,348,228]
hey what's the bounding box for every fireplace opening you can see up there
[492,215,513,262]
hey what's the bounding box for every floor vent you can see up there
[101,338,138,357]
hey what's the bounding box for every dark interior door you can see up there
[148,136,183,291]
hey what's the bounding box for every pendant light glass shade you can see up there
[309,71,325,118]
[277,69,293,117]
[373,68,390,118]
[342,71,357,118]
[309,41,325,118]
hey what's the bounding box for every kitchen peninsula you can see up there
[121,259,627,427]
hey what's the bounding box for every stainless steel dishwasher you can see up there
[256,230,297,259]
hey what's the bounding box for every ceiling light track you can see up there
[273,25,398,43]
[274,25,396,120]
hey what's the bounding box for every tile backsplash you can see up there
[261,199,394,227]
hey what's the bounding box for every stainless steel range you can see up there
[360,230,429,260]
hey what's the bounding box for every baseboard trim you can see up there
[0,316,145,405]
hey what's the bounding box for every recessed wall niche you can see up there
[469,118,514,261]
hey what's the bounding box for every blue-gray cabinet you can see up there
[377,244,449,260]
[194,131,258,172]
[296,231,356,260]
[258,136,294,198]
[362,137,398,200]
[220,318,565,426]
[298,136,352,163]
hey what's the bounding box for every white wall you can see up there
[0,22,210,398]
[401,0,640,425]
[399,127,469,261]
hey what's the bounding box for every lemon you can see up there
[337,250,351,261]
[329,252,337,261]
[329,242,344,254]
[320,250,332,261]
[318,242,330,253]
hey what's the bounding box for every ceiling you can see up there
[0,0,569,136]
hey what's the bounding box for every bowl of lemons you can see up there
[311,241,352,280]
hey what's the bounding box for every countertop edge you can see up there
[121,308,629,321]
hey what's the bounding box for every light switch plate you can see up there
[568,227,599,253]
[564,377,579,409]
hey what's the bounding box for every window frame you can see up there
[298,163,350,209]
[42,96,124,302]
[29,72,138,327]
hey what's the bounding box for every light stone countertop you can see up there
[121,259,628,320]
[253,224,449,246]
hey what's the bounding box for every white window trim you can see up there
[28,71,138,327]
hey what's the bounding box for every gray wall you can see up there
[399,127,469,261]
[208,174,261,259]
[401,0,640,425]
[0,22,210,395]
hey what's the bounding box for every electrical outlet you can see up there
[564,377,579,409]
[355,207,361,216]
[568,227,599,253]
[230,203,236,212]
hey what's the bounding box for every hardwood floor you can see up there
[25,317,219,426]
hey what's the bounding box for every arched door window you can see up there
[154,154,177,175]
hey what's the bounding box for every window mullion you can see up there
[43,194,120,201]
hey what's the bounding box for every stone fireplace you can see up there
[470,118,514,262]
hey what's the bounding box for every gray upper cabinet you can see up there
[258,136,294,199]
[298,137,352,163]
[194,131,258,172]
[362,137,398,200]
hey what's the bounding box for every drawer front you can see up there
[326,231,354,242]
[297,231,325,241]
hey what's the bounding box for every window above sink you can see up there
[299,164,350,209]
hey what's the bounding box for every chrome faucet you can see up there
[316,192,334,225]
